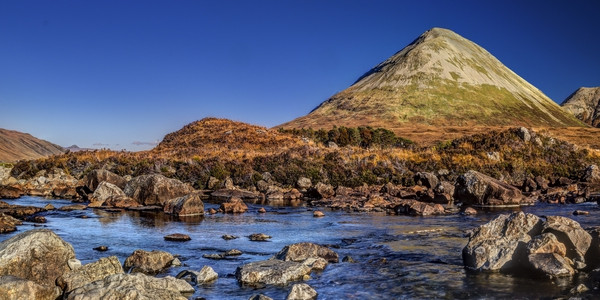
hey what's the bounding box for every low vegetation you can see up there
[8,119,600,191]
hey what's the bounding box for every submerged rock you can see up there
[66,273,194,300]
[164,233,191,242]
[249,233,271,241]
[59,204,87,211]
[274,242,339,263]
[0,229,75,286]
[123,249,175,275]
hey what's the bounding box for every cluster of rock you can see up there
[0,228,331,299]
[0,167,79,200]
[0,229,218,299]
[463,212,600,279]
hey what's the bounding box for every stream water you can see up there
[1,196,600,299]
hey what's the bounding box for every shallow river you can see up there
[2,196,600,299]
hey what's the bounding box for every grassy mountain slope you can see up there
[280,27,584,129]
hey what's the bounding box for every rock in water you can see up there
[65,273,194,300]
[286,283,318,300]
[0,213,22,233]
[463,212,542,271]
[0,229,75,286]
[176,266,218,284]
[249,233,271,241]
[527,253,575,278]
[543,215,591,268]
[163,193,204,216]
[57,256,123,293]
[219,197,248,213]
[454,170,525,206]
[124,174,194,206]
[0,275,61,300]
[123,249,175,275]
[274,242,339,263]
[88,181,128,207]
[235,260,312,286]
[164,233,191,242]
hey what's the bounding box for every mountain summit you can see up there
[561,87,600,127]
[280,27,583,129]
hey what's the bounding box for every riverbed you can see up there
[1,196,599,299]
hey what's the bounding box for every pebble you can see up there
[313,211,325,217]
[249,233,271,241]
[93,245,109,251]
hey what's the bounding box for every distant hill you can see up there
[151,118,303,158]
[279,27,584,130]
[64,145,94,152]
[561,87,600,127]
[0,129,64,162]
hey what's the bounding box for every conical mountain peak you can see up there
[280,28,583,129]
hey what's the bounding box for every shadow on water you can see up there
[1,196,600,299]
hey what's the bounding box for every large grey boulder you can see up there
[65,273,194,300]
[163,193,204,216]
[57,256,123,293]
[0,275,61,300]
[123,250,175,275]
[235,259,311,286]
[84,169,127,192]
[0,229,75,286]
[124,174,194,206]
[463,212,542,271]
[274,242,339,263]
[454,170,525,206]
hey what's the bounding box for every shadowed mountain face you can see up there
[0,129,64,162]
[279,27,584,129]
[561,87,600,127]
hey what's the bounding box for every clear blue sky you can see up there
[1,1,599,151]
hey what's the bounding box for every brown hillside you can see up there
[151,118,304,159]
[0,128,64,162]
